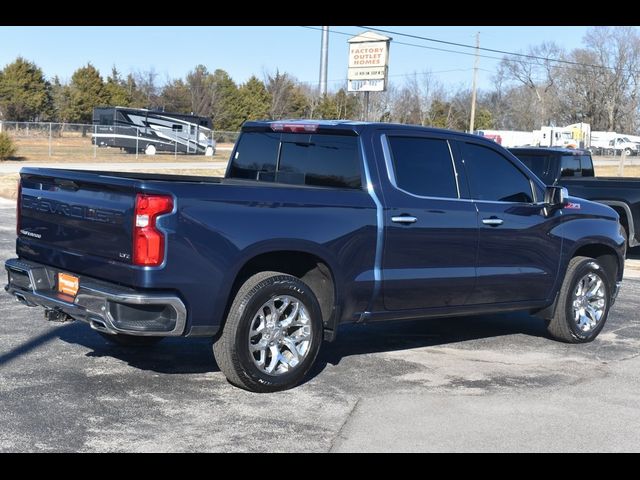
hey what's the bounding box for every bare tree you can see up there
[497,42,564,128]
[265,70,296,119]
[133,68,160,108]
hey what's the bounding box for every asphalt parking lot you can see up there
[1,197,639,452]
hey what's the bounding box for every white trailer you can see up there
[474,130,534,148]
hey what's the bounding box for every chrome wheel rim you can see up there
[248,295,312,376]
[572,272,607,333]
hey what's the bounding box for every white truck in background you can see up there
[476,123,590,149]
[590,131,639,156]
[533,123,591,149]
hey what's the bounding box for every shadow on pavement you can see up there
[45,311,549,382]
[308,311,550,381]
[0,324,70,366]
[56,322,219,375]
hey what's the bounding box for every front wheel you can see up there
[547,256,612,343]
[145,144,156,155]
[213,271,323,392]
[624,147,633,156]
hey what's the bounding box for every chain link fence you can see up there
[0,121,239,162]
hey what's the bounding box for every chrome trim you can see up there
[447,140,461,198]
[482,218,504,226]
[598,200,638,247]
[571,271,607,333]
[360,137,383,303]
[391,216,417,224]
[560,187,569,203]
[4,258,186,337]
[380,134,462,201]
[247,295,312,376]
[472,199,539,206]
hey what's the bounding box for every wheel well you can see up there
[610,206,629,233]
[573,244,620,287]
[226,251,336,331]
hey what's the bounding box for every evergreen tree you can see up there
[104,66,132,107]
[66,63,109,123]
[209,69,240,131]
[50,76,73,122]
[0,57,52,121]
[236,76,271,122]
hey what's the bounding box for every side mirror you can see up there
[544,186,568,208]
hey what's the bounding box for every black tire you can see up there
[99,332,165,347]
[547,256,612,343]
[624,147,633,156]
[213,271,324,393]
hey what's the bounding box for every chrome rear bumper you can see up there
[4,258,186,337]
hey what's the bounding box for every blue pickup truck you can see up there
[4,120,626,392]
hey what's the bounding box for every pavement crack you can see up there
[328,397,361,453]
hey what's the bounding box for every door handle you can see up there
[482,217,504,226]
[391,215,417,224]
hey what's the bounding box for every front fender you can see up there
[561,215,625,282]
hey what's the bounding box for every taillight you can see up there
[16,180,21,236]
[132,194,173,266]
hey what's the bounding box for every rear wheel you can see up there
[624,147,633,156]
[213,271,323,392]
[99,332,164,347]
[547,256,611,343]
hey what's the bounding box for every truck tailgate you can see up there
[18,169,137,264]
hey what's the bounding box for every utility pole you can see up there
[469,31,480,133]
[319,26,329,96]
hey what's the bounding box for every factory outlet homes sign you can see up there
[348,31,391,92]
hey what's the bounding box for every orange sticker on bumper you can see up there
[58,272,79,296]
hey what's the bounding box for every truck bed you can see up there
[16,166,378,334]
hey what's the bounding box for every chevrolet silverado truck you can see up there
[510,147,640,249]
[5,121,625,392]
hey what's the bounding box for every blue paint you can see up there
[12,121,626,337]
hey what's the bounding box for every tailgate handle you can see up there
[54,179,80,191]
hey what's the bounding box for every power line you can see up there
[357,26,618,72]
[299,26,629,89]
[306,25,640,76]
[300,26,506,62]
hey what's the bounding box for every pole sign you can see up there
[347,31,391,92]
